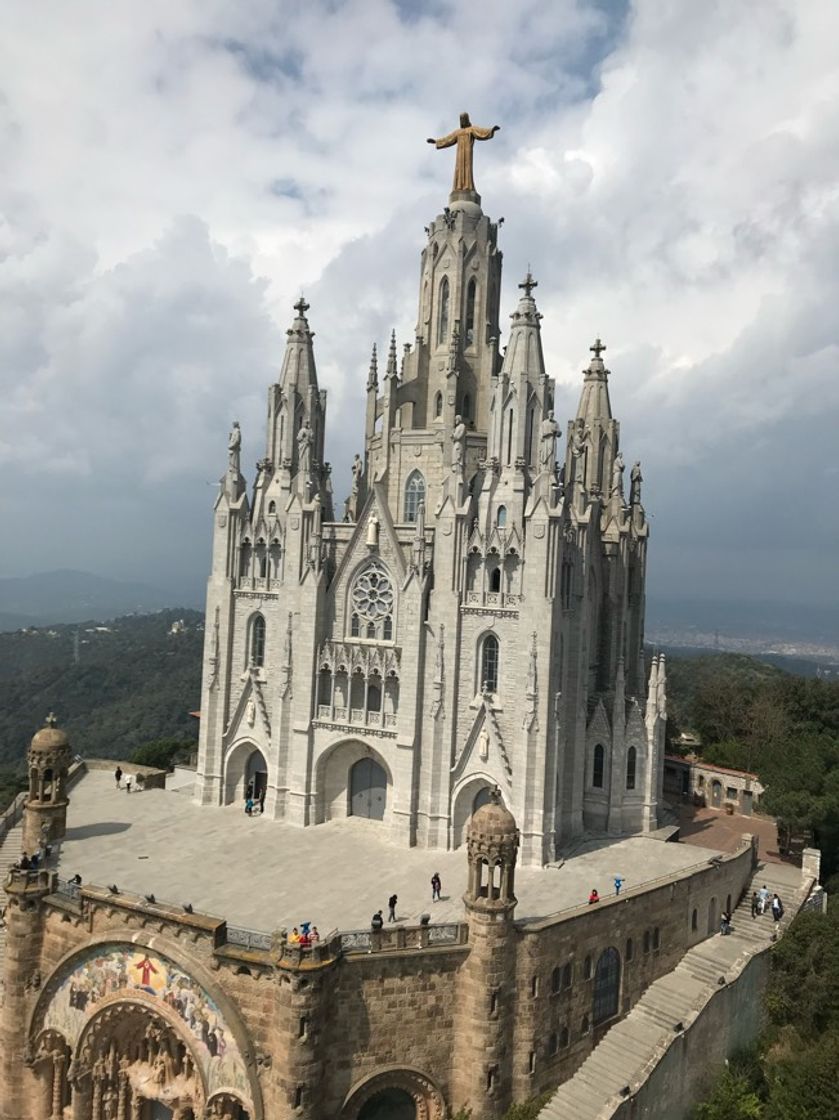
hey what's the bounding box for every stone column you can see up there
[0,869,53,1120]
[51,1053,66,1120]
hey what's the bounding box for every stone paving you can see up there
[53,771,723,935]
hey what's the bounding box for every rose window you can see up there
[350,564,394,640]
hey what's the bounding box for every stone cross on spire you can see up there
[519,270,538,298]
[46,712,57,727]
[294,295,310,317]
[590,338,606,360]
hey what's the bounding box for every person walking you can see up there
[388,894,398,922]
[371,910,384,932]
[114,766,123,789]
[125,775,132,794]
[757,884,770,914]
[614,876,624,896]
[245,796,254,817]
[431,872,442,902]
[771,894,784,925]
[751,891,759,919]
[720,911,732,935]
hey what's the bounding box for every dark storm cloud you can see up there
[0,1,836,608]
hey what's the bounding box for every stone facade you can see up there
[663,755,765,815]
[194,180,666,866]
[0,779,758,1120]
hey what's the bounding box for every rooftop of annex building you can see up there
[52,770,728,935]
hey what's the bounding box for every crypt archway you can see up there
[341,1066,446,1120]
[29,936,261,1119]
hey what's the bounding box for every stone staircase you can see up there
[540,866,804,1120]
[0,824,23,1004]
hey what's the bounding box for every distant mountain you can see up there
[0,570,189,631]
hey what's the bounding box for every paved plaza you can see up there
[54,771,724,935]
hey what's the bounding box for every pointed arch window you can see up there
[250,615,266,667]
[465,278,477,345]
[350,562,395,642]
[268,500,276,514]
[496,506,507,528]
[626,746,637,790]
[404,471,426,523]
[434,391,443,419]
[480,633,500,693]
[462,393,471,421]
[526,405,537,465]
[592,947,621,1026]
[506,408,514,464]
[592,743,605,789]
[438,276,450,345]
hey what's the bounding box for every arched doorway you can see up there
[711,779,723,808]
[707,896,718,935]
[350,757,387,820]
[592,947,621,1026]
[473,786,494,813]
[246,749,268,801]
[358,1088,416,1120]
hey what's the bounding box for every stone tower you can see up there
[194,126,665,866]
[454,790,519,1116]
[22,713,72,855]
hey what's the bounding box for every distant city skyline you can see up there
[1,1,837,608]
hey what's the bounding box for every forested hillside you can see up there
[665,649,839,880]
[694,902,839,1120]
[0,610,203,769]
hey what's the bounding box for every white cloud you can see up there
[1,0,837,606]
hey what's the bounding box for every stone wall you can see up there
[3,838,755,1120]
[510,839,755,1101]
[610,952,770,1120]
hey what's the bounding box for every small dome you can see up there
[30,715,70,754]
[470,789,517,838]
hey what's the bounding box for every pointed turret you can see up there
[366,342,378,391]
[385,330,399,382]
[264,296,328,505]
[488,271,554,474]
[576,338,613,426]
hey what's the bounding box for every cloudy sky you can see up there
[1,0,837,609]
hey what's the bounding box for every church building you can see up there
[194,117,666,865]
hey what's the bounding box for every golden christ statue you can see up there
[427,112,500,194]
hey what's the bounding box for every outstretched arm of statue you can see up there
[473,125,501,140]
[429,130,459,149]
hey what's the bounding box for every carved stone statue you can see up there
[366,513,380,549]
[539,411,560,472]
[435,623,445,681]
[227,422,241,472]
[246,698,256,728]
[296,420,313,475]
[630,460,643,505]
[611,452,625,497]
[451,414,466,472]
[427,113,501,194]
[570,419,588,485]
[478,726,489,762]
[351,453,363,496]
